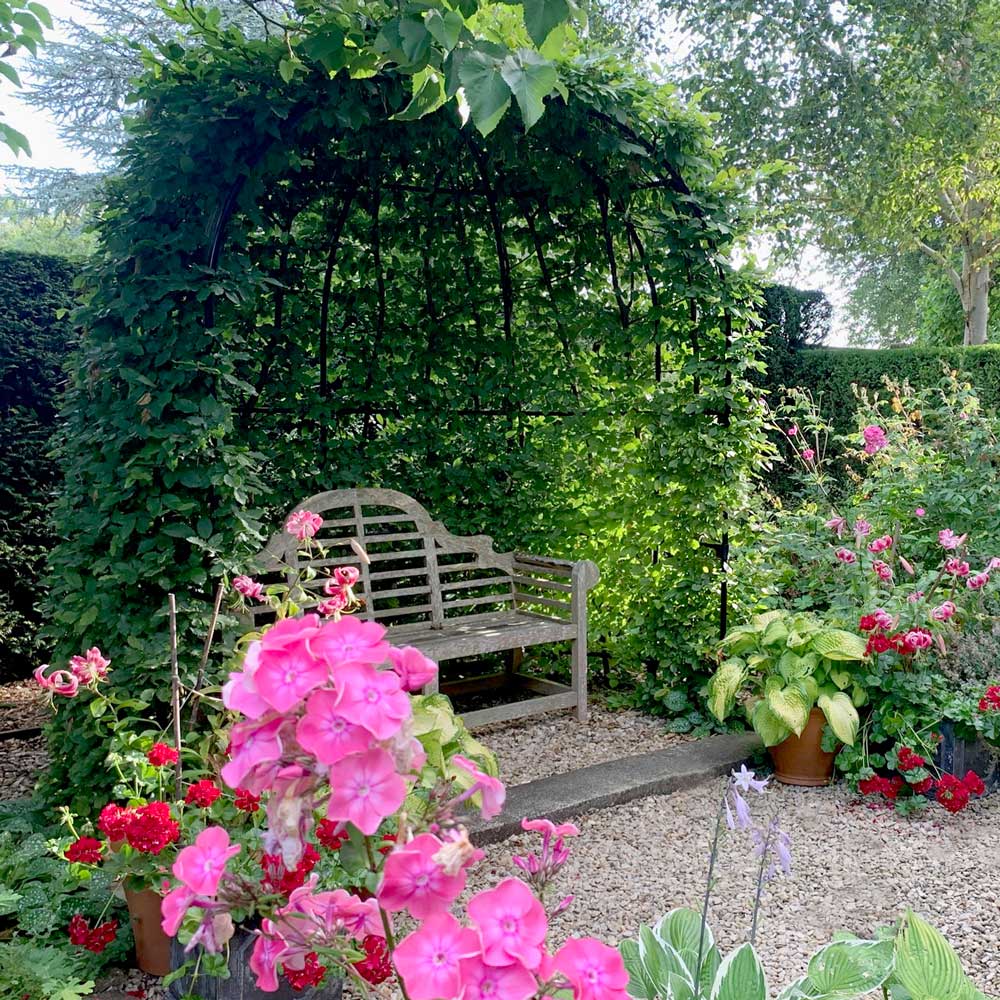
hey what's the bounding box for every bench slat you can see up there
[442,594,515,611]
[514,592,572,613]
[440,576,513,593]
[511,574,573,593]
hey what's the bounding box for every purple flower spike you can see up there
[731,765,769,795]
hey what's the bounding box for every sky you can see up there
[0,0,852,344]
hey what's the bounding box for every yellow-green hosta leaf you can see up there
[805,938,894,997]
[751,698,792,747]
[811,629,869,661]
[895,912,981,1000]
[765,677,812,735]
[829,668,852,690]
[818,690,859,746]
[707,657,746,721]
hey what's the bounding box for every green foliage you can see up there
[621,907,984,1000]
[0,0,51,155]
[710,611,867,746]
[40,3,769,804]
[0,250,78,681]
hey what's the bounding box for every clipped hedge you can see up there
[766,345,1000,436]
[0,251,78,682]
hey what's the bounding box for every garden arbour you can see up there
[43,1,769,803]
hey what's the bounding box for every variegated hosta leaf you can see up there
[811,629,869,662]
[710,943,768,1000]
[805,938,894,997]
[817,690,860,746]
[895,912,983,1000]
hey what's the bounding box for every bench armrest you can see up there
[514,553,600,592]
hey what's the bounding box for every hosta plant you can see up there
[707,611,869,747]
[622,909,987,1000]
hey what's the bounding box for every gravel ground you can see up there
[0,735,48,800]
[475,707,691,785]
[467,781,1000,995]
[0,678,50,731]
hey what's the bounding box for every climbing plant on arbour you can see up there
[41,0,770,807]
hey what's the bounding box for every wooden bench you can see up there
[246,488,600,726]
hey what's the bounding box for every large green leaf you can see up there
[751,698,792,747]
[521,0,570,46]
[817,690,860,746]
[765,676,812,735]
[621,938,656,1000]
[637,925,692,996]
[707,657,746,721]
[653,907,714,984]
[805,938,894,997]
[811,629,869,661]
[500,50,557,130]
[710,943,767,1000]
[393,67,447,121]
[458,50,511,135]
[894,912,981,1000]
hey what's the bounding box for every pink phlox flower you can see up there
[521,818,581,839]
[187,911,235,956]
[867,535,893,554]
[938,529,967,550]
[388,646,439,692]
[432,828,484,877]
[303,887,383,939]
[968,571,990,590]
[264,765,318,869]
[222,641,270,719]
[335,663,411,740]
[172,827,241,897]
[872,560,893,582]
[286,509,324,541]
[254,615,327,713]
[835,547,856,564]
[34,665,79,697]
[296,689,373,765]
[394,913,481,1000]
[220,714,288,792]
[460,954,538,1000]
[378,833,469,919]
[308,615,391,668]
[946,558,971,577]
[468,878,547,970]
[381,728,427,774]
[326,748,408,835]
[853,519,872,538]
[250,922,288,993]
[68,647,111,684]
[824,516,847,537]
[861,425,888,454]
[915,507,926,517]
[452,756,506,820]
[552,938,630,1000]
[334,566,361,587]
[160,885,196,936]
[233,575,265,601]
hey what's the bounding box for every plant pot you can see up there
[768,707,837,786]
[166,926,343,1000]
[125,886,172,976]
[936,722,1000,794]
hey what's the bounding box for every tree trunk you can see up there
[962,253,990,346]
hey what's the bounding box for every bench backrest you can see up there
[250,488,535,630]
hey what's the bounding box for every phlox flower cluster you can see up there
[861,424,888,454]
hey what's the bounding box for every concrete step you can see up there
[471,731,761,844]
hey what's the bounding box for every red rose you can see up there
[184,780,222,808]
[146,742,179,767]
[353,935,393,985]
[234,788,260,812]
[66,837,103,864]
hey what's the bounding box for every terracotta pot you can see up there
[768,707,837,786]
[125,886,172,976]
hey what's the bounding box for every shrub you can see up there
[0,251,77,682]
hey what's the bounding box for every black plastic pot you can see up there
[936,722,1000,794]
[166,927,343,1000]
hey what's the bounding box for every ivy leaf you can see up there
[499,50,557,131]
[521,0,570,47]
[458,50,511,136]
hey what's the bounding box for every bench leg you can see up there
[571,638,588,722]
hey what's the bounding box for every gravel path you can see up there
[475,707,691,785]
[468,781,1000,995]
[0,735,48,800]
[0,678,50,731]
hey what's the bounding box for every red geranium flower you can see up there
[66,837,103,864]
[234,788,260,812]
[125,801,180,854]
[858,614,878,632]
[97,803,134,843]
[316,818,345,851]
[284,952,326,990]
[353,935,393,985]
[865,634,893,655]
[962,770,986,796]
[896,747,926,772]
[936,773,972,813]
[185,780,222,808]
[260,844,321,897]
[146,742,179,767]
[910,776,935,795]
[67,915,118,953]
